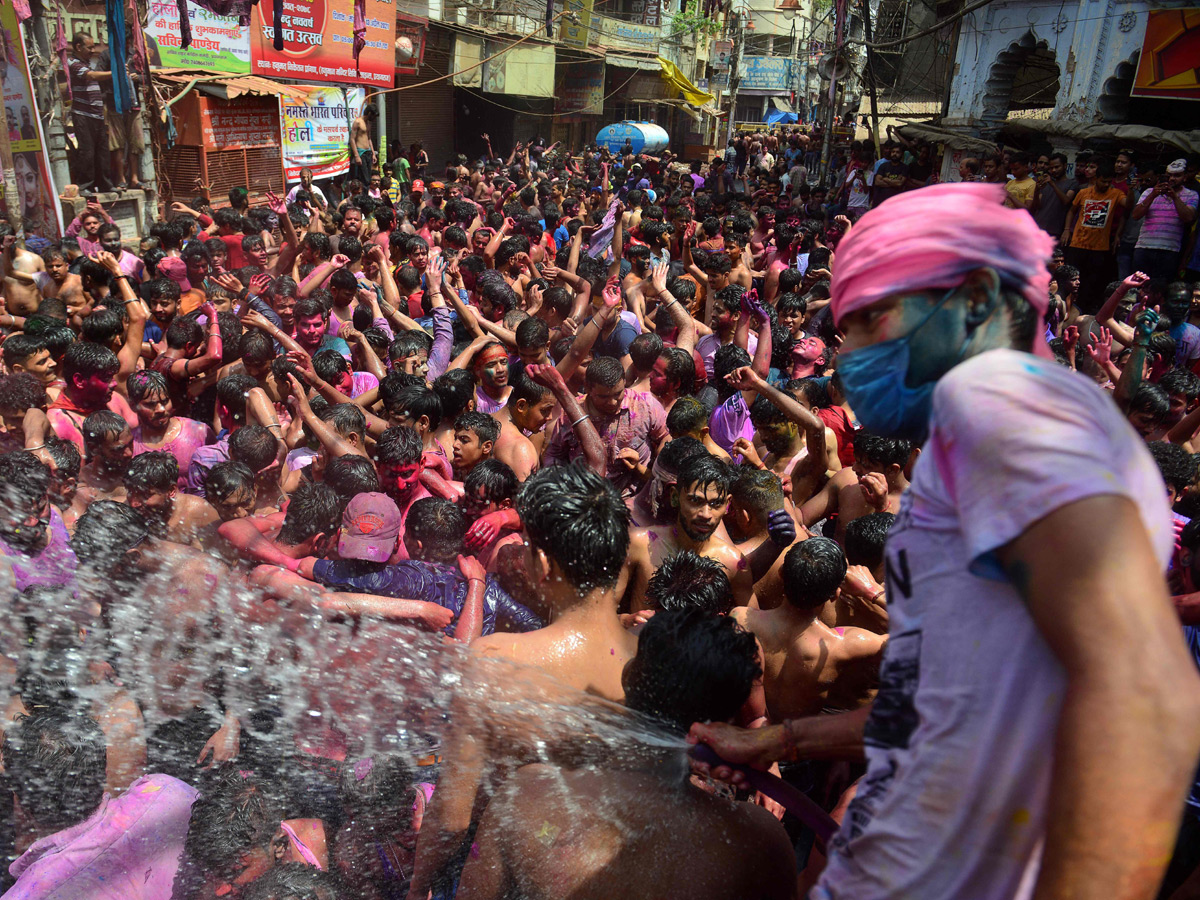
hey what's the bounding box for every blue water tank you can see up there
[596,121,670,155]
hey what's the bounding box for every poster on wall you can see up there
[0,2,61,238]
[145,0,251,74]
[281,87,364,182]
[251,0,396,87]
[1132,8,1200,100]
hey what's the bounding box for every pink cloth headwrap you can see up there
[831,183,1056,356]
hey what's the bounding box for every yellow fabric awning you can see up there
[657,56,715,107]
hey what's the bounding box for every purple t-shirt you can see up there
[1136,187,1199,253]
[6,774,197,900]
[0,508,76,592]
[708,391,755,453]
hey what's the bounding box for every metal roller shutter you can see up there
[392,55,456,171]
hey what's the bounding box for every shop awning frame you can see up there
[153,70,319,105]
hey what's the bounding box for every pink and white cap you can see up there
[830,183,1056,356]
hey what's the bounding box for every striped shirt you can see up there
[68,57,104,119]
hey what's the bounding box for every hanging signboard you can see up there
[145,0,251,74]
[711,39,732,69]
[1132,8,1200,100]
[0,1,61,237]
[560,0,594,48]
[251,0,396,87]
[395,12,427,75]
[281,87,365,182]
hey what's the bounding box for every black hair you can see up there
[666,396,711,437]
[44,437,81,482]
[515,316,550,351]
[585,356,626,389]
[62,341,118,384]
[278,482,343,546]
[71,500,149,570]
[393,385,443,427]
[323,455,381,504]
[462,458,518,507]
[1160,368,1200,405]
[3,708,107,832]
[172,770,282,895]
[1129,383,1170,430]
[645,550,734,615]
[712,344,751,399]
[517,461,630,592]
[123,450,178,495]
[239,863,348,900]
[229,425,279,473]
[320,402,367,439]
[215,374,259,423]
[312,349,351,384]
[1,332,44,368]
[165,315,204,350]
[406,497,465,564]
[73,309,122,348]
[623,609,760,734]
[389,330,433,361]
[676,453,734,501]
[432,369,477,422]
[854,432,912,470]
[455,410,501,445]
[0,450,51,514]
[374,424,423,467]
[629,332,664,370]
[1148,441,1198,495]
[731,464,785,521]
[81,409,127,461]
[776,292,807,319]
[782,537,847,609]
[205,461,256,505]
[507,370,552,410]
[843,511,894,572]
[0,373,47,417]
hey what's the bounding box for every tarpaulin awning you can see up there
[771,96,796,114]
[896,122,996,153]
[153,70,318,102]
[606,54,662,71]
[766,108,798,125]
[1001,118,1200,155]
[657,55,715,107]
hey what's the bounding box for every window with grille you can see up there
[874,0,909,45]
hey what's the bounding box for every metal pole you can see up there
[861,0,881,158]
[725,12,743,146]
[818,0,846,186]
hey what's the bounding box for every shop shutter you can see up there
[392,56,456,170]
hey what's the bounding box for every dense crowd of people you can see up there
[1,87,1200,900]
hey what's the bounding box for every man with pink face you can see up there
[790,335,827,378]
[47,342,136,453]
[371,424,432,561]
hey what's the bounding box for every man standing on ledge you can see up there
[351,103,378,186]
[690,183,1200,900]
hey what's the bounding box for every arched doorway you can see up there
[979,31,1061,135]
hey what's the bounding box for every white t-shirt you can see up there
[814,349,1171,900]
[286,183,328,207]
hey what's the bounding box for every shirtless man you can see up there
[734,538,884,721]
[47,343,136,454]
[492,365,599,482]
[624,453,755,610]
[456,609,796,900]
[351,105,377,186]
[122,451,218,550]
[799,432,913,542]
[406,463,640,900]
[73,410,134,518]
[1,231,47,316]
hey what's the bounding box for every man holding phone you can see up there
[1131,158,1199,280]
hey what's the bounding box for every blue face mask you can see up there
[836,289,961,444]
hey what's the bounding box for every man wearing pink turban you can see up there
[690,183,1200,900]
